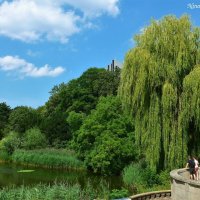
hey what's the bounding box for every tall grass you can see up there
[11,149,85,170]
[122,163,170,194]
[0,182,110,200]
[0,150,10,162]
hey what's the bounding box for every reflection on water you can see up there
[0,163,123,189]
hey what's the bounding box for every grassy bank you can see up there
[0,182,130,200]
[11,149,85,170]
[0,182,109,200]
[122,163,170,194]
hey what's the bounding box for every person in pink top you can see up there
[193,157,199,180]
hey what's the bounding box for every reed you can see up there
[0,182,110,200]
[11,149,85,170]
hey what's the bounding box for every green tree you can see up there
[0,131,20,155]
[66,111,86,133]
[41,67,120,146]
[119,15,200,170]
[22,127,47,150]
[73,96,136,174]
[40,109,69,146]
[46,67,121,115]
[7,106,39,135]
[0,102,11,138]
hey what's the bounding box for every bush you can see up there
[122,163,144,191]
[122,162,170,193]
[0,131,20,155]
[109,188,129,199]
[22,128,47,150]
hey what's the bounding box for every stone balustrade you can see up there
[170,168,200,200]
[130,190,171,200]
[128,167,200,200]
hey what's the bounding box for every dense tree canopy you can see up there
[6,106,39,135]
[39,109,69,146]
[0,102,11,138]
[46,67,120,114]
[72,96,136,174]
[41,67,120,145]
[119,15,200,171]
[66,111,86,133]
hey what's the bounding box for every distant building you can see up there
[107,60,122,72]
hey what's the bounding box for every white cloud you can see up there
[27,50,40,57]
[60,0,120,17]
[0,0,120,43]
[0,0,80,43]
[32,0,120,17]
[0,55,65,78]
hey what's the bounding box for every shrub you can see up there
[122,163,144,191]
[22,128,47,150]
[109,188,129,199]
[0,131,20,155]
[122,162,170,193]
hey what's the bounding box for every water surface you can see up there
[0,163,123,190]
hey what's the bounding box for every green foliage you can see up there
[109,188,129,199]
[157,170,171,187]
[7,106,39,135]
[22,128,47,150]
[38,67,120,146]
[11,149,85,170]
[40,109,69,145]
[73,96,137,174]
[66,111,86,133]
[122,163,144,188]
[0,102,11,139]
[0,131,21,155]
[119,15,200,170]
[0,182,110,200]
[0,149,10,161]
[46,68,120,115]
[122,162,170,193]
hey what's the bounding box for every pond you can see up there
[0,163,123,190]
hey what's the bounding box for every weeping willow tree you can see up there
[119,15,200,171]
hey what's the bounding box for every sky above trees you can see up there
[0,0,199,108]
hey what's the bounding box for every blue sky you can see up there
[0,0,199,108]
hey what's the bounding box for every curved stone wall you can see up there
[130,190,171,200]
[170,168,200,200]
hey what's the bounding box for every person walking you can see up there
[186,156,195,180]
